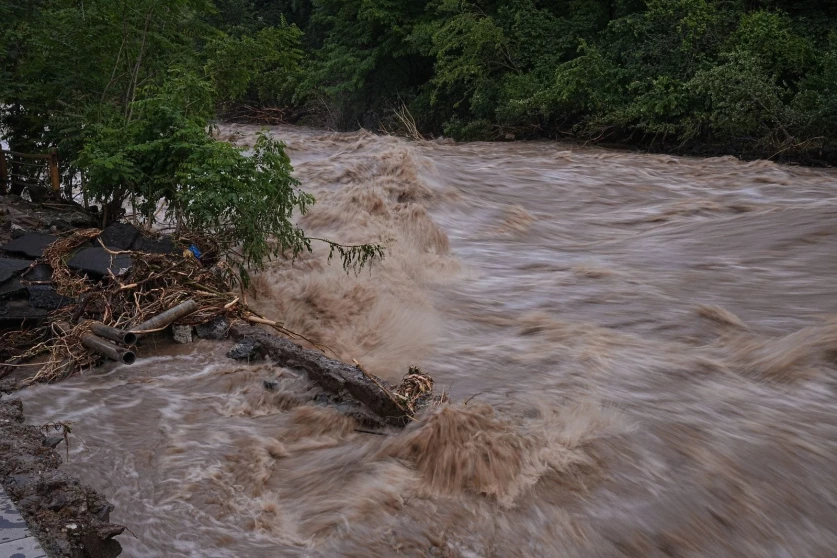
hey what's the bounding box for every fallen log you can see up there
[229,324,430,427]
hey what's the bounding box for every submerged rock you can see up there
[227,338,265,361]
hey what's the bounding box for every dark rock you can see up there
[0,232,56,259]
[67,211,96,227]
[0,277,28,300]
[52,218,76,232]
[82,530,123,558]
[68,247,132,278]
[0,257,31,283]
[195,316,230,340]
[132,235,175,254]
[11,224,29,239]
[263,379,279,391]
[227,338,265,361]
[21,263,53,283]
[27,286,73,310]
[92,503,114,522]
[42,435,64,449]
[99,223,140,251]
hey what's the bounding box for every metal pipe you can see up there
[131,299,199,335]
[88,322,137,346]
[82,334,136,365]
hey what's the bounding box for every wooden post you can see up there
[10,156,23,196]
[0,150,7,195]
[49,148,60,194]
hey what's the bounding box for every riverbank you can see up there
[0,397,124,557]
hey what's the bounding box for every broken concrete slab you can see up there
[0,300,49,329]
[0,278,27,301]
[132,235,175,255]
[19,264,52,283]
[26,286,72,311]
[0,259,30,284]
[172,325,193,344]
[99,223,140,251]
[0,234,56,260]
[68,247,132,278]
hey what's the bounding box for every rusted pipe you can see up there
[131,299,199,335]
[82,334,136,365]
[88,322,137,346]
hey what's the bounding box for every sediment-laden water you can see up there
[18,126,837,557]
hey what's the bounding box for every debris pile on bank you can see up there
[0,221,244,385]
[1,205,440,427]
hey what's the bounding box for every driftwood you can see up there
[229,325,434,427]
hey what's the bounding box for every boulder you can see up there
[0,233,57,259]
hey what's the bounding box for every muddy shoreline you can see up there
[0,397,124,557]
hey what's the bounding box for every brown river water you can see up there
[18,125,837,557]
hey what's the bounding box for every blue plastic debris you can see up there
[188,245,202,259]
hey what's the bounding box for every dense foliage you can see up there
[2,0,836,199]
[212,0,837,161]
[0,0,379,279]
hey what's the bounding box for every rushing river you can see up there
[18,126,837,557]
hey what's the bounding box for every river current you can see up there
[18,125,837,557]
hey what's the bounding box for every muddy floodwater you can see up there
[18,126,837,557]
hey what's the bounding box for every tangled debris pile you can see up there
[0,222,249,386]
[0,216,438,427]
